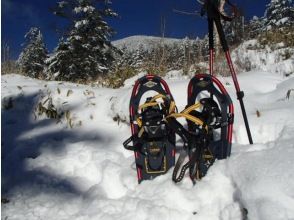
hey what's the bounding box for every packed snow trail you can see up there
[2,72,294,220]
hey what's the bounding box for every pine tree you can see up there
[116,44,128,68]
[114,44,135,70]
[182,37,192,73]
[46,39,72,80]
[18,27,48,78]
[165,44,176,71]
[245,16,264,39]
[194,37,203,62]
[264,0,294,30]
[48,0,118,82]
[131,43,144,69]
[223,15,245,44]
[190,38,200,64]
[199,35,209,62]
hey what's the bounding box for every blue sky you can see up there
[2,0,269,59]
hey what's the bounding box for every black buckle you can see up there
[228,113,234,125]
[220,113,234,127]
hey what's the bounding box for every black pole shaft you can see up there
[212,16,254,145]
[208,18,214,50]
[238,93,254,144]
[213,16,229,52]
[208,18,214,75]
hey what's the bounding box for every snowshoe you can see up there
[123,74,176,183]
[187,74,234,159]
[167,74,234,184]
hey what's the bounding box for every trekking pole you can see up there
[224,49,253,144]
[204,0,253,144]
[215,12,253,145]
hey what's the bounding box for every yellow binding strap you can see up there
[182,102,202,114]
[138,94,166,112]
[136,118,143,127]
[169,101,176,114]
[166,113,208,132]
[138,127,144,137]
[150,94,167,102]
[139,93,177,114]
[138,102,159,111]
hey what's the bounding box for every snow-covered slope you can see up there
[112,35,191,52]
[2,71,294,220]
[232,40,294,77]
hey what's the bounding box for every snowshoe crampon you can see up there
[123,74,176,183]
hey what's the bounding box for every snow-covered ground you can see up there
[2,70,294,220]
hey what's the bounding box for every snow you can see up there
[276,17,289,25]
[2,68,294,219]
[74,6,95,14]
[75,20,89,28]
[232,40,294,76]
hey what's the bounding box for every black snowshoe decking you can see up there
[187,74,234,160]
[124,74,176,183]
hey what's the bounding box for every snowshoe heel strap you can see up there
[123,136,136,151]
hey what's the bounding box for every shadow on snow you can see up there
[1,92,107,199]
